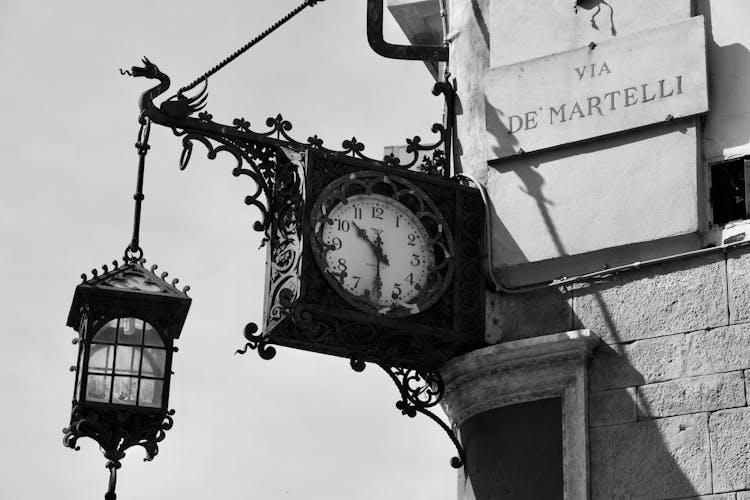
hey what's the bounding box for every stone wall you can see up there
[488,246,750,498]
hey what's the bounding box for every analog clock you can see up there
[310,171,454,317]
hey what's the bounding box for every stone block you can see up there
[728,247,750,324]
[590,413,711,499]
[685,325,750,377]
[738,492,750,500]
[710,408,750,492]
[589,388,637,428]
[637,372,746,418]
[485,287,572,343]
[589,334,687,391]
[679,495,737,500]
[573,253,727,343]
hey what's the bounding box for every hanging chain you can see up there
[124,117,151,262]
[178,0,325,96]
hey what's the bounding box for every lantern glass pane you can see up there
[118,318,144,345]
[114,346,141,376]
[141,348,166,378]
[93,319,118,343]
[112,377,138,405]
[143,323,163,347]
[86,375,112,403]
[88,344,115,374]
[138,379,164,408]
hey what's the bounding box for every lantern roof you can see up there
[66,258,192,336]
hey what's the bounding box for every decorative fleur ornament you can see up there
[63,258,191,499]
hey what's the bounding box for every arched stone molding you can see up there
[441,329,600,500]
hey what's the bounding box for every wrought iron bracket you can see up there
[127,57,455,241]
[350,358,465,469]
[125,58,465,468]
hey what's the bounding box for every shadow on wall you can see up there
[473,126,701,500]
[471,0,490,48]
[700,0,750,156]
[485,95,518,160]
[577,276,710,498]
[466,281,705,498]
[463,4,743,497]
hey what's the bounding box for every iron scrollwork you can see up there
[127,57,455,361]
[63,403,176,499]
[350,358,465,469]
[125,58,470,467]
[63,405,176,463]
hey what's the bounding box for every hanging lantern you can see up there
[62,117,191,499]
[63,259,191,498]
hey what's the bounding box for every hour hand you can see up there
[372,232,389,266]
[352,222,369,242]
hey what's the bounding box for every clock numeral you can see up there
[395,215,400,228]
[372,206,384,220]
[407,233,417,246]
[330,237,342,250]
[405,273,414,285]
[392,283,403,299]
[353,206,362,220]
[410,254,421,266]
[352,276,362,288]
[337,258,348,272]
[337,219,350,232]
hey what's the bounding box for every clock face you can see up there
[310,172,454,317]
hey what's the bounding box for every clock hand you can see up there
[352,222,389,265]
[351,221,370,243]
[372,231,389,266]
[352,221,387,303]
[373,255,383,300]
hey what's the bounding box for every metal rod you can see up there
[178,0,325,96]
[127,118,150,261]
[104,461,118,500]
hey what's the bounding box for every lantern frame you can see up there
[63,258,191,465]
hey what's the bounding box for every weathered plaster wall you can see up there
[446,0,490,182]
[490,0,692,68]
[698,0,750,162]
[488,122,700,265]
[445,0,709,276]
[392,0,750,276]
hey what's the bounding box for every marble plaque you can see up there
[485,16,708,162]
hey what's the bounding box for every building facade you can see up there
[390,0,750,498]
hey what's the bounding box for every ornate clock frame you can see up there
[261,150,485,371]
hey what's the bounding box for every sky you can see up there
[0,1,457,499]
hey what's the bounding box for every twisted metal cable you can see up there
[178,0,325,95]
